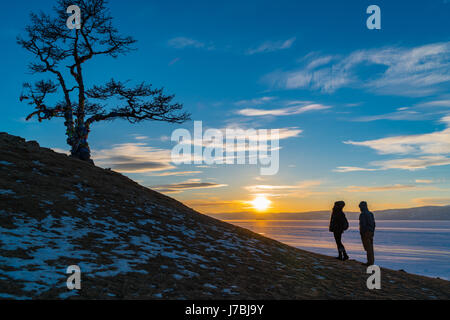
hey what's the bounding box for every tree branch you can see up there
[85,79,190,125]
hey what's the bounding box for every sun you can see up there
[250,196,271,211]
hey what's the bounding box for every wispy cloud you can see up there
[246,37,296,55]
[344,117,450,155]
[169,57,181,66]
[245,180,322,197]
[152,179,227,193]
[352,97,450,122]
[148,171,202,177]
[237,103,331,117]
[92,126,300,176]
[334,166,377,173]
[415,179,435,184]
[179,126,303,152]
[93,143,174,173]
[234,96,276,107]
[183,198,246,213]
[417,99,450,108]
[352,109,423,122]
[170,125,300,166]
[168,37,213,50]
[372,156,450,171]
[345,184,416,193]
[264,42,450,96]
[133,135,150,140]
[337,115,450,171]
[336,155,450,172]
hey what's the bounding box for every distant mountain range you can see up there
[209,205,450,221]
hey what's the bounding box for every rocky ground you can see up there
[0,132,449,299]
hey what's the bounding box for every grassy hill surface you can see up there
[0,132,449,299]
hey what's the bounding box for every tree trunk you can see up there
[70,123,94,164]
[71,142,93,163]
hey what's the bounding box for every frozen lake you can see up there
[225,219,450,280]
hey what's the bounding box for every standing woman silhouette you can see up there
[329,201,349,261]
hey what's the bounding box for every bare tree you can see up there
[18,0,190,162]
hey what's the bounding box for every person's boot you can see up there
[342,250,349,261]
[335,250,343,260]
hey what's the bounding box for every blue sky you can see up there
[1,0,449,213]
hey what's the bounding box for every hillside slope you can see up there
[0,132,449,299]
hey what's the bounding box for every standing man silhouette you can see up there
[359,201,376,266]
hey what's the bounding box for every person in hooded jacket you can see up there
[329,201,349,261]
[359,201,376,266]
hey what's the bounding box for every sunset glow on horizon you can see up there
[250,196,272,212]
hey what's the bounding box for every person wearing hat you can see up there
[329,201,350,261]
[359,201,376,266]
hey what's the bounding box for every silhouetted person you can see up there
[329,201,349,261]
[359,201,376,266]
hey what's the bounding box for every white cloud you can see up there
[440,115,450,125]
[93,143,174,173]
[133,135,149,140]
[169,57,181,66]
[168,37,207,49]
[148,171,202,177]
[415,179,434,184]
[173,127,301,162]
[344,121,450,155]
[372,156,450,171]
[334,166,377,173]
[238,103,331,117]
[351,97,450,122]
[353,109,423,122]
[306,56,333,70]
[234,96,276,107]
[345,184,416,193]
[187,126,302,146]
[152,179,227,193]
[264,42,450,96]
[337,115,450,171]
[245,180,322,197]
[171,125,301,168]
[417,99,450,108]
[336,156,450,172]
[246,37,296,55]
